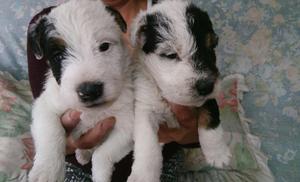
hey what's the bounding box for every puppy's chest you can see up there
[71,95,134,140]
[135,69,180,128]
[152,100,180,128]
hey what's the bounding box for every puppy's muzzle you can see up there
[195,80,215,96]
[76,82,104,103]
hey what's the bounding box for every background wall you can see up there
[0,0,299,181]
[193,0,300,181]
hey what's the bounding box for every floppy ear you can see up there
[205,32,219,49]
[130,11,148,47]
[28,16,50,60]
[105,6,127,33]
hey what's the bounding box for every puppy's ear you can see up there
[105,7,127,33]
[130,11,147,47]
[205,32,218,49]
[28,16,50,60]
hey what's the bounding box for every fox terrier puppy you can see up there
[128,1,231,181]
[28,0,134,181]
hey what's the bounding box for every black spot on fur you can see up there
[141,13,171,54]
[28,17,66,84]
[186,4,219,76]
[202,99,220,129]
[45,37,66,84]
[105,6,127,33]
[28,17,54,60]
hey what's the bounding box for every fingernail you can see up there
[70,110,81,120]
[109,116,116,122]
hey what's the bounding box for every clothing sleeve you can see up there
[27,7,54,99]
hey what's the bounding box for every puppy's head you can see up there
[29,0,128,108]
[132,0,219,106]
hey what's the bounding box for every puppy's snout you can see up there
[76,82,104,103]
[195,80,214,96]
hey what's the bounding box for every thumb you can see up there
[61,109,81,133]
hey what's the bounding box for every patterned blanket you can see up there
[0,72,274,182]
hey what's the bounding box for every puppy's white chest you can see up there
[154,102,180,129]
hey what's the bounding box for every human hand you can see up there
[61,109,116,155]
[20,109,116,170]
[158,102,199,145]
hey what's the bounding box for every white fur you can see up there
[198,125,231,167]
[28,1,134,182]
[128,1,231,182]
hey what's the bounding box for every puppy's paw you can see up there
[92,175,110,182]
[75,149,92,165]
[28,163,64,182]
[127,170,160,182]
[91,164,112,182]
[127,173,145,182]
[205,145,231,168]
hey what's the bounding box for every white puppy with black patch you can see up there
[128,0,231,181]
[28,0,134,182]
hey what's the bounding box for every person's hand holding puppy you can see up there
[158,103,199,145]
[21,111,115,169]
[61,110,116,155]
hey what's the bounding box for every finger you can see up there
[169,103,198,128]
[74,117,116,149]
[158,124,174,143]
[66,136,77,155]
[61,109,81,133]
[158,126,198,145]
[159,127,186,144]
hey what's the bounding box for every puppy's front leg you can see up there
[28,97,66,182]
[128,109,162,182]
[91,129,133,182]
[198,99,231,168]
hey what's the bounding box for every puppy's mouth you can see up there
[84,99,115,108]
[85,102,104,108]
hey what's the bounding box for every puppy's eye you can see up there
[160,53,178,60]
[51,52,65,61]
[99,42,110,52]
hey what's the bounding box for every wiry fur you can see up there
[128,1,231,182]
[28,1,134,182]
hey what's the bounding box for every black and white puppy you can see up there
[128,1,231,181]
[28,0,134,182]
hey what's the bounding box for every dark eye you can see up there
[99,42,110,52]
[160,53,178,60]
[51,52,65,61]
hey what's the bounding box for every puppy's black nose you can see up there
[195,80,214,96]
[76,82,103,103]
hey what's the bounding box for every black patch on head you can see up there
[28,17,66,84]
[186,4,219,76]
[45,37,67,84]
[105,7,127,33]
[140,12,171,54]
[202,99,220,129]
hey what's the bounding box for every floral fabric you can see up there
[0,0,299,182]
[192,1,300,181]
[0,72,274,182]
[180,75,274,182]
